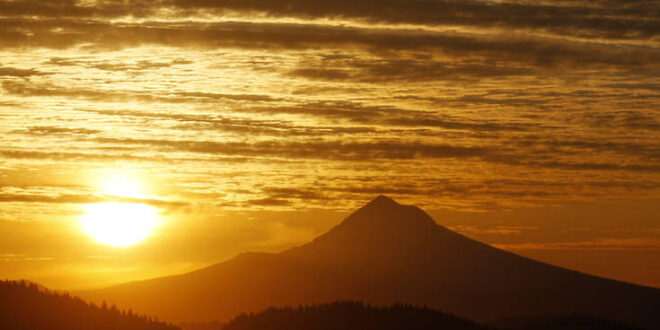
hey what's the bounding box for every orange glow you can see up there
[98,171,147,199]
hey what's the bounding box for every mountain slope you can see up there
[86,196,660,328]
[0,280,178,330]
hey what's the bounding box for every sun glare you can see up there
[80,172,161,247]
[100,173,145,198]
[81,202,160,248]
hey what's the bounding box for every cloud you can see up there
[0,66,47,78]
[0,192,186,208]
[0,149,152,162]
[1,82,538,135]
[3,0,658,40]
[509,136,660,163]
[0,0,658,212]
[262,187,325,201]
[80,108,376,137]
[495,238,660,251]
[239,188,328,208]
[0,0,162,19]
[94,137,492,161]
[240,101,542,132]
[16,126,101,136]
[244,197,291,207]
[449,224,537,236]
[290,58,535,83]
[1,18,658,71]
[45,57,193,72]
[170,0,660,39]
[88,136,660,174]
[1,80,276,104]
[581,111,660,131]
[0,193,97,204]
[1,80,132,100]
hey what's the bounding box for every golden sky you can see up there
[1,0,659,289]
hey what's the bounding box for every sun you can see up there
[80,172,161,247]
[81,202,160,247]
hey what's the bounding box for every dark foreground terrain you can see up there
[0,280,178,330]
[0,281,646,330]
[214,302,644,330]
[224,302,488,330]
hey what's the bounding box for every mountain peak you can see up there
[285,195,468,265]
[305,195,441,246]
[364,194,399,208]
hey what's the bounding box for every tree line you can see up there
[0,280,179,330]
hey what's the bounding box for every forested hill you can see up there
[223,302,489,330]
[220,302,645,330]
[0,280,179,330]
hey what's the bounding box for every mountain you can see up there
[0,280,178,330]
[223,301,489,330]
[85,196,660,328]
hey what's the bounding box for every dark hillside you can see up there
[224,302,490,330]
[0,280,179,330]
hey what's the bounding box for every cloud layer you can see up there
[1,0,659,210]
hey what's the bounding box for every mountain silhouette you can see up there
[85,196,660,328]
[0,280,178,330]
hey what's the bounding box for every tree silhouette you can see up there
[507,314,644,330]
[223,301,490,330]
[222,301,646,330]
[1,280,646,330]
[0,280,179,330]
